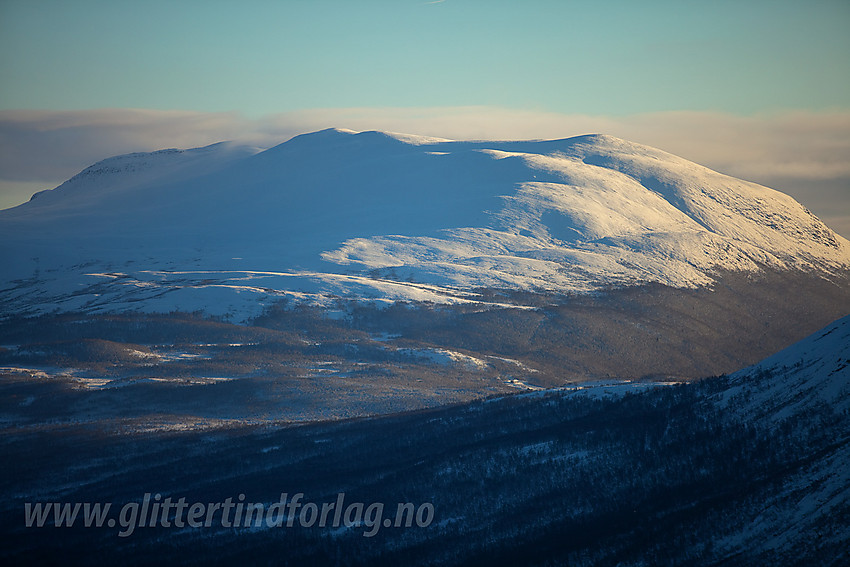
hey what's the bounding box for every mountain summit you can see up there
[1,129,848,317]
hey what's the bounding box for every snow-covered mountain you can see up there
[1,128,848,318]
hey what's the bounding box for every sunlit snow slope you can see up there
[1,129,848,318]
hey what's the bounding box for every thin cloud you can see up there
[0,109,256,182]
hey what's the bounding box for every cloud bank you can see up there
[2,107,848,236]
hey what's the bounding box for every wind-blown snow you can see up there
[1,129,847,318]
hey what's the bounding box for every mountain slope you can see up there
[0,129,848,318]
[721,313,850,419]
[3,315,847,565]
[709,316,850,561]
[326,133,849,291]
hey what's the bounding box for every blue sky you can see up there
[1,0,849,233]
[2,0,848,116]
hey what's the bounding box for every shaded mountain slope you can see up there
[2,315,847,566]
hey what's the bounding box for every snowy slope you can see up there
[720,314,850,420]
[710,315,850,560]
[325,134,849,290]
[1,129,848,318]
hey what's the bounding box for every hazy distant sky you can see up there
[1,0,849,233]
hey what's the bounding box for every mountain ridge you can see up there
[2,310,848,565]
